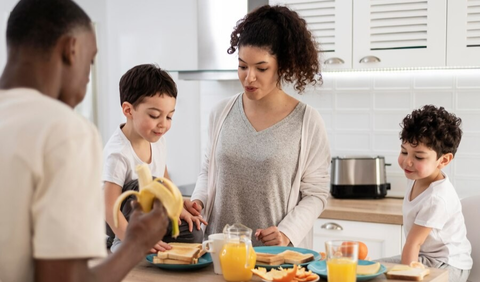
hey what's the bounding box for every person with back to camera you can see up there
[0,0,170,281]
[378,105,472,282]
[103,64,207,254]
[184,5,331,248]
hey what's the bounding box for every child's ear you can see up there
[59,35,77,66]
[122,102,134,118]
[437,153,454,169]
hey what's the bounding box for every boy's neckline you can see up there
[409,170,445,201]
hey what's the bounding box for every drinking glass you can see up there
[325,240,358,282]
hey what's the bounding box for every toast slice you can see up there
[168,242,202,249]
[256,252,285,265]
[155,243,202,264]
[153,257,192,265]
[279,250,314,264]
[385,265,430,281]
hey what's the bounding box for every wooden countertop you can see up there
[320,198,404,225]
[123,260,448,282]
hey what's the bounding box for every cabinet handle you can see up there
[359,56,381,64]
[321,222,343,231]
[324,57,345,65]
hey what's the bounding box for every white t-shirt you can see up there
[102,125,167,186]
[403,172,472,270]
[0,88,107,282]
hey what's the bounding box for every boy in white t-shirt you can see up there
[103,64,207,253]
[380,105,472,282]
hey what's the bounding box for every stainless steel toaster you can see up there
[330,156,391,199]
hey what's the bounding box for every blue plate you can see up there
[146,253,212,271]
[308,260,387,281]
[253,246,320,270]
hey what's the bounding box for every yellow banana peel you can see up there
[113,164,183,237]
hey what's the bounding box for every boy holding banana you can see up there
[103,64,206,254]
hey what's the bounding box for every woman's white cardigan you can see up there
[191,93,331,248]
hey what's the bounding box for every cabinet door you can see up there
[313,219,402,259]
[270,0,352,70]
[353,0,447,69]
[447,0,480,66]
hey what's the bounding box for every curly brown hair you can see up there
[227,5,321,93]
[400,105,462,158]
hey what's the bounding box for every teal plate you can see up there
[253,246,320,270]
[146,253,212,271]
[307,260,387,281]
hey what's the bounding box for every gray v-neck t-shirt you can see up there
[205,96,306,246]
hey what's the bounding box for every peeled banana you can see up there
[113,164,184,237]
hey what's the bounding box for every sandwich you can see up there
[385,264,430,281]
[256,252,285,265]
[255,250,314,265]
[153,242,205,264]
[279,250,314,264]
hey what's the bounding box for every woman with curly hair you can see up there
[185,5,330,248]
[378,105,472,282]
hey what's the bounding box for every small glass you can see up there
[325,240,358,282]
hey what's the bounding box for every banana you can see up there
[113,164,184,238]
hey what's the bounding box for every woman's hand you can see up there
[179,207,208,232]
[255,226,291,246]
[183,199,203,216]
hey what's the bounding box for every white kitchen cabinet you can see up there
[353,0,447,69]
[447,0,480,66]
[270,0,353,70]
[272,0,451,69]
[313,218,403,259]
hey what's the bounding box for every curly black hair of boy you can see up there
[119,64,177,107]
[227,5,321,93]
[400,105,462,158]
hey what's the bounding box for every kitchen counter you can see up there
[123,260,448,282]
[320,198,403,225]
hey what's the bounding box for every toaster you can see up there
[330,156,391,199]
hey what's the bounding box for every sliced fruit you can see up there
[357,262,381,275]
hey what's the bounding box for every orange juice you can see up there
[327,258,357,282]
[219,242,256,282]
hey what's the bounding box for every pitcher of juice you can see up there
[219,223,256,282]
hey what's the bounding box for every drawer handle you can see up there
[321,222,343,231]
[359,56,381,64]
[324,57,345,65]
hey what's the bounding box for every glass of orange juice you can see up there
[325,240,358,282]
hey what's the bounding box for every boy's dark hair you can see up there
[227,5,321,93]
[7,0,92,52]
[119,64,177,107]
[400,105,462,157]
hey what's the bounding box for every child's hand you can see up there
[150,240,172,253]
[179,208,208,232]
[184,199,203,216]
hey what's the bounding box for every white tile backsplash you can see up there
[336,91,372,109]
[199,69,480,199]
[374,91,411,110]
[414,91,454,110]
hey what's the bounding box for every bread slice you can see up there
[256,252,285,265]
[168,242,202,249]
[153,257,192,265]
[279,250,314,264]
[385,265,430,281]
[155,243,202,264]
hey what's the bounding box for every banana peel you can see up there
[113,164,183,237]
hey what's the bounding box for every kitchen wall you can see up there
[1,1,479,197]
[198,69,480,199]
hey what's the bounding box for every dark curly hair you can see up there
[400,105,462,158]
[227,5,321,93]
[119,64,177,107]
